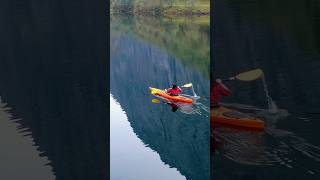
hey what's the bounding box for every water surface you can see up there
[0,2,109,177]
[110,15,210,180]
[212,0,320,179]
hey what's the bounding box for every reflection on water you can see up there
[110,95,186,180]
[110,15,210,180]
[213,106,320,179]
[214,107,320,174]
[111,15,210,78]
[0,44,109,180]
[212,0,320,179]
[0,97,55,180]
[0,0,108,179]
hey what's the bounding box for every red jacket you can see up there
[166,87,182,96]
[211,82,231,105]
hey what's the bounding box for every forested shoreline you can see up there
[111,0,209,16]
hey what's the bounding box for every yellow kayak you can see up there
[149,87,193,104]
[211,106,265,131]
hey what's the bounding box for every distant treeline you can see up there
[111,0,210,16]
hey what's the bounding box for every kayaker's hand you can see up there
[216,79,222,83]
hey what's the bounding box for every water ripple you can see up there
[213,106,320,174]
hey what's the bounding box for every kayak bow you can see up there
[149,87,193,104]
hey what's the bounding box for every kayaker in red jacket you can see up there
[211,79,231,108]
[165,84,182,96]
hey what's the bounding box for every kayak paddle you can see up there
[181,83,198,97]
[163,83,192,91]
[223,69,264,82]
[181,83,192,88]
[152,99,161,103]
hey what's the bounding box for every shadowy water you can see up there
[110,16,210,180]
[0,0,108,179]
[0,52,108,180]
[212,0,320,179]
[0,97,55,180]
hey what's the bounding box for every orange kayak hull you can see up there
[149,87,193,104]
[211,107,265,131]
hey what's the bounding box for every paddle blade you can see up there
[152,99,161,103]
[182,83,193,88]
[235,69,263,81]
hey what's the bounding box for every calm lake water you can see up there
[0,45,109,180]
[212,0,320,179]
[0,1,109,179]
[110,15,210,180]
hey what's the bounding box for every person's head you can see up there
[172,84,177,89]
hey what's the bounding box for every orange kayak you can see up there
[211,106,265,131]
[149,87,193,104]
